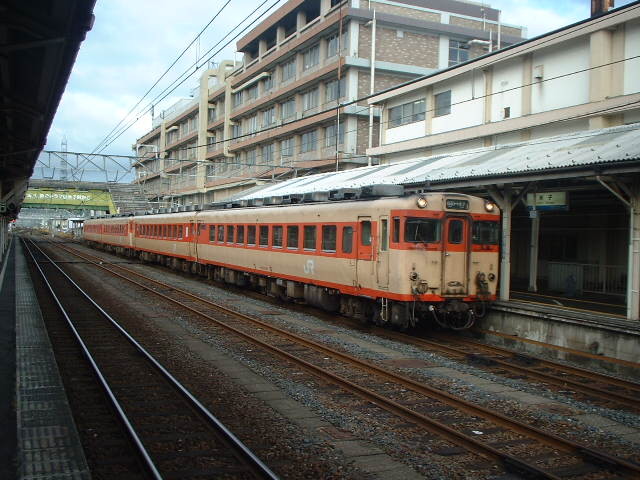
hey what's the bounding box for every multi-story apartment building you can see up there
[134,0,524,207]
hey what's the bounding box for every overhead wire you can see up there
[94,0,284,155]
[91,0,233,155]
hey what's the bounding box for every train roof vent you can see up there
[134,210,146,216]
[169,206,178,213]
[178,206,187,212]
[185,205,194,211]
[248,198,264,207]
[303,191,329,202]
[193,205,201,211]
[285,193,303,204]
[360,184,404,198]
[263,196,282,205]
[330,188,362,201]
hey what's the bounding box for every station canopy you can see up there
[235,122,640,200]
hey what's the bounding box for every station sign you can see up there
[526,192,568,211]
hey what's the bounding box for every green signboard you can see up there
[23,188,117,212]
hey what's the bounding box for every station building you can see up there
[133,0,524,207]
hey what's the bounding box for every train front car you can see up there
[384,193,500,330]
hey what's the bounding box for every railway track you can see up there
[23,238,278,480]
[42,239,640,479]
[345,326,640,412]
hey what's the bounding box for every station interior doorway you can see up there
[509,184,627,317]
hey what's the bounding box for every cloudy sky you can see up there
[36,0,635,181]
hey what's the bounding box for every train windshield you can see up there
[405,218,441,243]
[472,221,500,244]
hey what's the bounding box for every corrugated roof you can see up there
[237,123,640,200]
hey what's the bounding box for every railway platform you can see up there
[478,296,640,376]
[0,237,90,480]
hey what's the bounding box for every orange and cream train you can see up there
[83,190,500,330]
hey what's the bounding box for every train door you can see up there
[194,220,204,261]
[442,216,469,295]
[356,217,374,286]
[187,220,196,259]
[376,216,389,288]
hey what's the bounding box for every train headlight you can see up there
[484,201,495,212]
[488,273,496,282]
[416,196,428,208]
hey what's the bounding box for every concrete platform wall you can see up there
[479,303,640,377]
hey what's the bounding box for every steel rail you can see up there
[25,239,279,480]
[437,334,640,397]
[376,332,640,409]
[52,241,640,478]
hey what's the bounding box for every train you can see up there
[83,186,500,330]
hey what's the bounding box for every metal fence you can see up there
[548,262,627,296]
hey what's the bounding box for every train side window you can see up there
[405,218,441,243]
[380,219,388,251]
[322,225,336,252]
[448,219,463,244]
[272,225,283,248]
[287,226,299,249]
[392,217,400,243]
[237,225,245,244]
[226,225,234,243]
[360,221,372,246]
[247,225,256,245]
[209,225,216,242]
[217,225,224,242]
[259,225,269,247]
[303,226,316,250]
[342,226,353,253]
[178,226,183,239]
[163,225,167,238]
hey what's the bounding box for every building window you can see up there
[282,57,296,82]
[281,138,293,157]
[303,225,316,250]
[246,148,257,166]
[302,88,318,111]
[208,107,217,123]
[327,32,339,58]
[325,122,344,147]
[247,114,258,135]
[233,90,243,107]
[389,99,426,128]
[231,123,242,140]
[303,44,320,70]
[325,77,345,103]
[281,97,296,121]
[246,84,258,100]
[300,130,317,153]
[207,135,217,152]
[322,225,337,252]
[434,90,452,117]
[449,39,469,67]
[262,143,274,164]
[262,106,275,126]
[264,72,274,91]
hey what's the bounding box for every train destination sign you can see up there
[446,199,469,210]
